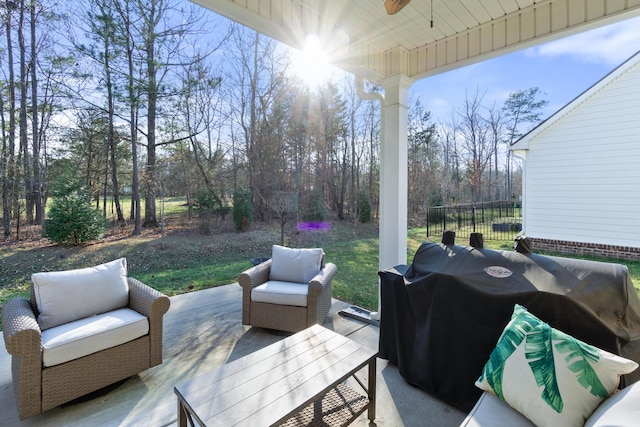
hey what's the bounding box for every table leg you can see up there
[368,357,377,421]
[177,398,188,427]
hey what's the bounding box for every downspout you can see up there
[356,76,384,103]
[511,148,527,238]
[355,76,384,321]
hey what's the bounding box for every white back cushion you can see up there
[33,258,129,330]
[269,245,323,284]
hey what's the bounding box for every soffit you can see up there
[192,0,640,83]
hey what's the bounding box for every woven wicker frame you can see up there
[238,257,337,333]
[2,277,170,420]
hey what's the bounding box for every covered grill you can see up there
[378,240,640,411]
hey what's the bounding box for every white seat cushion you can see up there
[585,381,640,426]
[251,280,308,307]
[463,382,640,427]
[33,258,129,330]
[460,392,535,427]
[41,308,149,367]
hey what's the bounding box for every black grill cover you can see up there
[378,242,640,411]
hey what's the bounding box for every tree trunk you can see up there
[29,0,43,224]
[143,1,158,227]
[248,31,259,211]
[18,0,34,226]
[103,25,124,222]
[114,0,142,234]
[0,92,8,237]
[103,146,109,216]
[3,8,17,238]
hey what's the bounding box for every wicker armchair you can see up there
[238,246,337,333]
[2,265,170,420]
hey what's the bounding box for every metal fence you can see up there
[426,200,523,242]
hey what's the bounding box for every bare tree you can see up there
[318,83,348,219]
[439,115,462,203]
[29,0,44,224]
[134,0,211,227]
[361,82,380,217]
[227,25,287,221]
[485,102,504,200]
[0,0,66,236]
[113,0,142,233]
[2,2,18,237]
[341,77,368,222]
[171,53,229,202]
[17,0,31,229]
[457,88,494,202]
[78,0,125,221]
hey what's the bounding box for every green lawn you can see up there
[2,206,640,331]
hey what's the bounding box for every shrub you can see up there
[195,189,231,221]
[233,188,253,231]
[357,190,372,223]
[428,191,444,207]
[43,193,107,245]
[303,191,326,222]
[194,190,216,215]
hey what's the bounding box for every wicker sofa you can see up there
[238,245,337,333]
[2,258,170,420]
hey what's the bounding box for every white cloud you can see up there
[525,16,640,66]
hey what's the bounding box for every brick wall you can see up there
[530,238,640,261]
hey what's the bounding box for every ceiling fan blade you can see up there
[384,0,411,15]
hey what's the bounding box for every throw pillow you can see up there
[33,258,130,330]
[476,304,638,427]
[269,245,323,284]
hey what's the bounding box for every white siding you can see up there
[523,59,640,248]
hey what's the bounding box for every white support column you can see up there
[370,74,414,320]
[379,74,413,271]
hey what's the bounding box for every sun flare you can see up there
[292,35,337,88]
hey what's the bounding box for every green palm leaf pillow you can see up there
[476,304,638,427]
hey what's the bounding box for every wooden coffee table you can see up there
[174,324,377,426]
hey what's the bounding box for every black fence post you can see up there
[426,207,430,238]
[443,205,447,232]
[471,205,476,233]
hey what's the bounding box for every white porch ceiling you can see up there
[192,0,640,83]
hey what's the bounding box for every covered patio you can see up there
[4,2,640,426]
[0,285,466,426]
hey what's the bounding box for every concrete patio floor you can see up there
[0,284,467,426]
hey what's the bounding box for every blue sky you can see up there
[411,15,640,124]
